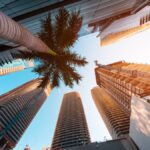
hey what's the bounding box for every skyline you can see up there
[1,27,150,149]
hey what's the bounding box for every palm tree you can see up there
[12,8,87,88]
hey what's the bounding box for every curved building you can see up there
[51,92,90,150]
[0,79,51,149]
[91,86,130,139]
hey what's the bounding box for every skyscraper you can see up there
[0,78,51,149]
[91,86,130,139]
[0,59,34,76]
[51,92,90,150]
[95,61,150,113]
[92,61,150,138]
[100,5,150,46]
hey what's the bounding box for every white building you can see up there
[130,95,150,150]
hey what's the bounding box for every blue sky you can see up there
[1,29,150,150]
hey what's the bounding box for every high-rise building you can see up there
[130,95,150,150]
[0,1,148,68]
[92,61,150,138]
[0,59,34,76]
[91,86,130,139]
[0,78,51,149]
[51,92,90,150]
[95,61,150,113]
[100,5,150,46]
[0,0,146,48]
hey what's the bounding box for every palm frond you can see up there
[54,8,70,50]
[61,51,88,66]
[32,63,49,75]
[38,75,50,88]
[38,13,55,50]
[3,8,87,89]
[61,10,82,49]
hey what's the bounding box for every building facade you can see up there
[0,59,34,76]
[91,86,130,139]
[95,61,150,113]
[130,96,150,150]
[0,79,51,149]
[92,61,150,138]
[51,92,90,150]
[100,5,150,46]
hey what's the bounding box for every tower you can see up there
[51,92,90,150]
[92,61,150,138]
[91,86,130,139]
[0,59,34,76]
[0,78,51,149]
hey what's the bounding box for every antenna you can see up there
[94,60,101,67]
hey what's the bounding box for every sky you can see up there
[1,28,150,150]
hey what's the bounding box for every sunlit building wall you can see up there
[95,61,150,113]
[91,87,130,139]
[0,79,51,149]
[93,61,150,139]
[100,6,150,46]
[130,95,150,150]
[51,92,90,150]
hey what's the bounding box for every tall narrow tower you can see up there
[91,86,130,139]
[51,92,90,150]
[92,61,150,139]
[0,79,51,149]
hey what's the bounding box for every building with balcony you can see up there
[51,92,90,150]
[92,61,150,138]
[0,0,147,51]
[91,86,130,139]
[100,5,150,46]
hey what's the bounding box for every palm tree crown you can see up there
[14,8,87,88]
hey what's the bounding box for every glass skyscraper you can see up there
[0,78,51,149]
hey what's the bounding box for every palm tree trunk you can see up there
[0,12,50,53]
